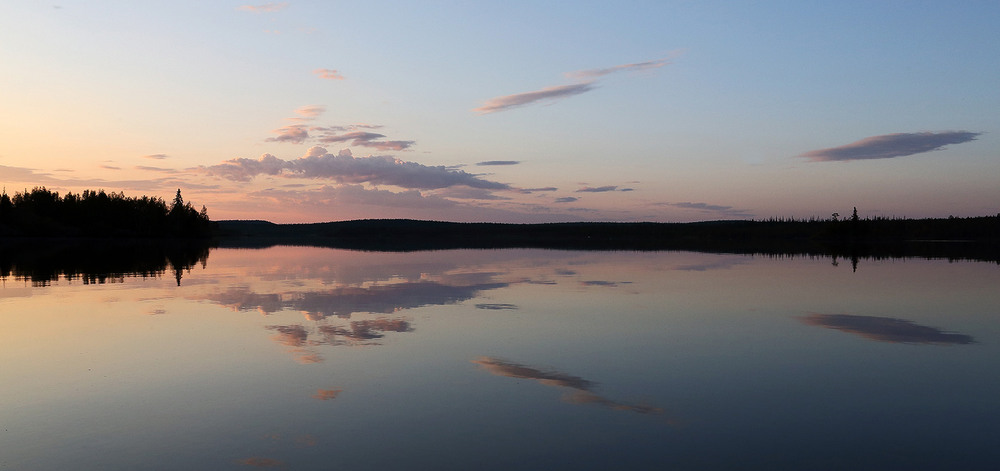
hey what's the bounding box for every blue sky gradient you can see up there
[1,1,997,222]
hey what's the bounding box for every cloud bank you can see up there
[800,131,981,162]
[202,147,510,190]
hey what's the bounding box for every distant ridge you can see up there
[214,216,1000,255]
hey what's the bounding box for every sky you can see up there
[1,1,998,223]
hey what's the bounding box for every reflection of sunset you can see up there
[800,313,975,345]
[3,246,1000,470]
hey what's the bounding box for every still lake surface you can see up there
[2,246,998,470]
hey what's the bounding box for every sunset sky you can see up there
[2,1,997,223]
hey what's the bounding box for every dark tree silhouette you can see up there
[0,187,213,238]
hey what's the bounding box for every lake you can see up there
[2,246,998,470]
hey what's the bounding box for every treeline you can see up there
[214,213,1000,252]
[0,187,212,237]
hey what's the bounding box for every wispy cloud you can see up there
[566,57,674,80]
[576,186,619,193]
[142,154,169,160]
[135,166,178,173]
[266,124,310,144]
[663,201,753,219]
[237,2,288,13]
[800,131,981,162]
[313,68,345,80]
[433,187,511,201]
[319,131,416,150]
[318,131,385,143]
[554,196,579,203]
[670,202,734,212]
[295,105,326,118]
[316,130,415,151]
[202,147,510,190]
[475,56,677,114]
[474,83,595,114]
[265,111,413,150]
[520,187,558,193]
[476,160,520,166]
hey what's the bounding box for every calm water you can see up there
[1,247,998,470]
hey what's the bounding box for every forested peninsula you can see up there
[0,187,212,238]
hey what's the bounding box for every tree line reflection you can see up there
[0,240,211,286]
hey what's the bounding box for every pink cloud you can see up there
[295,105,326,118]
[313,68,345,80]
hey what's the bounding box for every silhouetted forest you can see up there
[216,213,1000,247]
[213,214,1000,263]
[0,187,212,237]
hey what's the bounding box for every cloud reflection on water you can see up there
[472,357,664,416]
[800,313,975,345]
[206,281,508,320]
[266,318,413,362]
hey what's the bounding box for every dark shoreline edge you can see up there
[2,217,998,286]
[212,217,1000,263]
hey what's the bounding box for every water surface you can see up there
[2,247,998,470]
